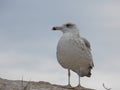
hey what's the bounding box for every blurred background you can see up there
[0,0,120,90]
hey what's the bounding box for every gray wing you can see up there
[81,37,94,67]
[72,37,94,76]
[81,37,91,50]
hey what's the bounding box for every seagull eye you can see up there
[66,24,72,28]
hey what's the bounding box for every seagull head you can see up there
[52,23,79,34]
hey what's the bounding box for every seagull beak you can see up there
[52,26,62,30]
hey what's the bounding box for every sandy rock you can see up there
[0,78,95,90]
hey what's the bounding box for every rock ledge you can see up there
[0,78,95,90]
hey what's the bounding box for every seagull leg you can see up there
[62,69,74,89]
[77,75,81,87]
[76,75,86,89]
[68,69,71,86]
[66,69,72,88]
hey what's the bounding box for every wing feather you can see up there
[81,37,91,50]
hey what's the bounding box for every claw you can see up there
[66,84,73,89]
[61,84,74,89]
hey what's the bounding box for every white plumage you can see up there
[52,23,94,88]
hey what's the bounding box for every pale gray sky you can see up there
[0,0,120,90]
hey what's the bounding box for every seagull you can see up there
[52,23,94,88]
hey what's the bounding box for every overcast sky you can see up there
[0,0,120,90]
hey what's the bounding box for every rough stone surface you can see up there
[0,78,95,90]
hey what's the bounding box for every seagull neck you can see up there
[63,32,80,38]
